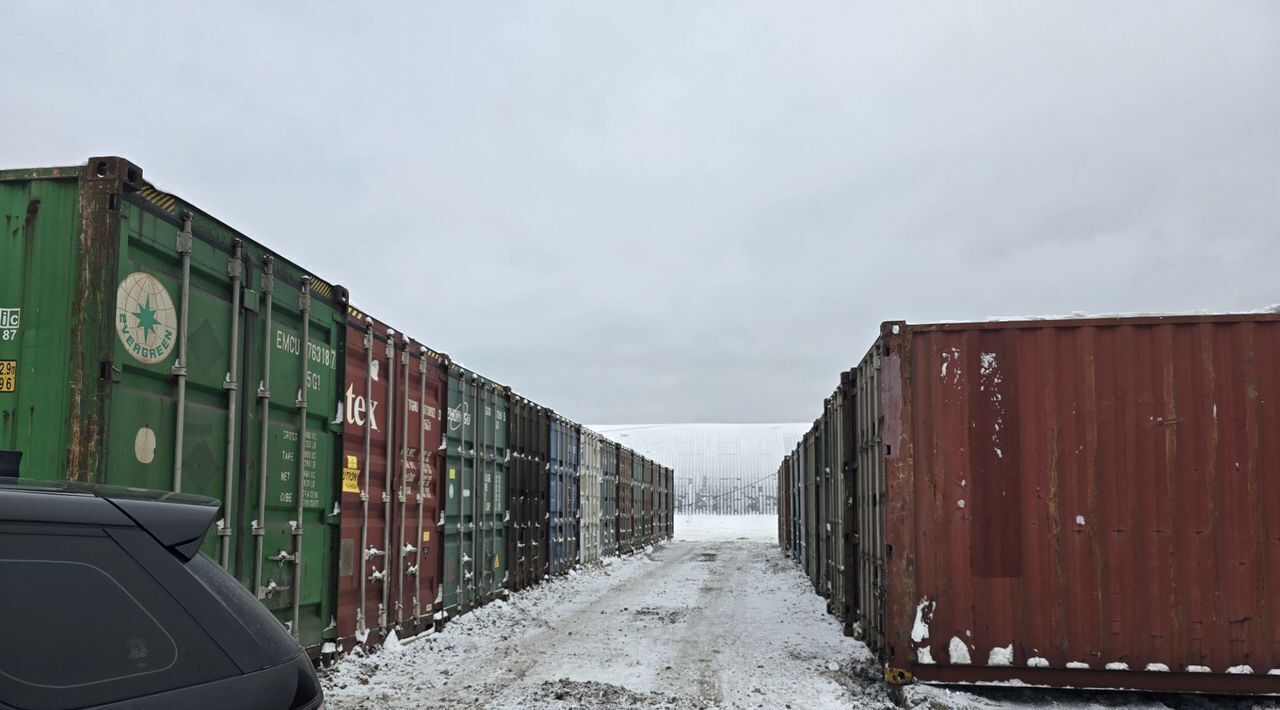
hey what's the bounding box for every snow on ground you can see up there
[323,539,861,709]
[676,514,777,543]
[322,539,1280,709]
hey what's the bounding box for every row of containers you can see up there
[777,315,1280,696]
[0,157,674,658]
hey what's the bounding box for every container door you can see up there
[567,425,579,569]
[855,346,886,654]
[534,408,549,580]
[632,457,643,550]
[617,449,629,553]
[233,250,344,651]
[481,383,508,600]
[394,341,444,635]
[338,316,392,647]
[506,401,525,592]
[548,418,560,574]
[111,195,344,652]
[444,369,472,614]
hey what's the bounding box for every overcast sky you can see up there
[7,2,1278,423]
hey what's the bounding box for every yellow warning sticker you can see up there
[449,469,456,479]
[346,454,358,469]
[494,555,500,569]
[423,531,430,542]
[0,361,15,393]
[342,466,361,494]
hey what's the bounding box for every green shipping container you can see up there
[0,157,346,652]
[442,364,509,616]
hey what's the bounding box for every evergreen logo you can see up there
[115,272,178,365]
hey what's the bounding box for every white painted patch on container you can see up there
[1027,657,1049,668]
[917,646,935,664]
[911,598,934,643]
[949,637,971,665]
[956,499,966,509]
[1075,515,1086,526]
[1144,663,1169,672]
[135,426,157,464]
[1227,665,1254,674]
[1105,662,1129,671]
[1066,661,1090,669]
[1187,665,1212,673]
[988,644,1013,666]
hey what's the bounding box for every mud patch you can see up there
[632,606,688,625]
[524,679,710,709]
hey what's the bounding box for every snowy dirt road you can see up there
[324,540,865,709]
[324,537,1280,709]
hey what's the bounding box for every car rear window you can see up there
[0,559,177,687]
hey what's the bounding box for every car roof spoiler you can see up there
[107,495,221,562]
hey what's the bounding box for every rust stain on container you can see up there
[876,314,1280,693]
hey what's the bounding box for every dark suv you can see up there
[0,480,323,710]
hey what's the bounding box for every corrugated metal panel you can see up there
[507,396,548,592]
[443,366,508,615]
[548,415,579,575]
[874,316,1280,693]
[339,315,395,647]
[617,447,634,553]
[600,440,619,557]
[579,428,602,564]
[591,423,808,515]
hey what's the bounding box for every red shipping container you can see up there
[337,308,446,649]
[862,315,1280,694]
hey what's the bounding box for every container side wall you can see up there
[891,318,1280,693]
[0,175,85,480]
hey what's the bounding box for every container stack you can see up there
[0,157,675,658]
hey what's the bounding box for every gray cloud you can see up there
[6,1,1278,423]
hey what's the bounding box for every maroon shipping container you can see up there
[338,308,446,649]
[862,315,1280,694]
